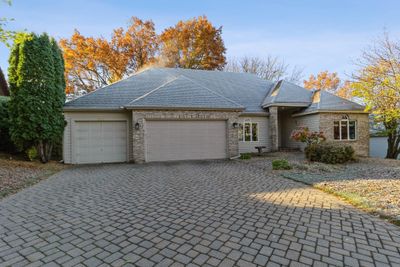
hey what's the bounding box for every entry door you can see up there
[74,121,127,164]
[146,120,227,162]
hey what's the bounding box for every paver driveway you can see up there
[0,160,400,267]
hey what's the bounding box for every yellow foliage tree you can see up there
[160,16,226,70]
[59,17,158,94]
[352,33,400,158]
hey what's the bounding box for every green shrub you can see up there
[26,147,38,161]
[305,142,355,164]
[240,153,251,160]
[272,159,292,170]
[0,96,16,153]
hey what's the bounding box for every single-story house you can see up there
[63,67,369,164]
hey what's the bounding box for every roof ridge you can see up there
[66,68,153,105]
[178,74,244,107]
[127,75,180,105]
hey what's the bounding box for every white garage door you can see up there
[146,120,227,162]
[74,121,127,164]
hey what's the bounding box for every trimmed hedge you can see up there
[305,142,355,164]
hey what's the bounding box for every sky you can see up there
[1,0,400,81]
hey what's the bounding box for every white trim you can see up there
[238,120,259,142]
[293,110,368,117]
[334,119,357,141]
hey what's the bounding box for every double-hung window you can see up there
[238,122,258,142]
[334,120,356,140]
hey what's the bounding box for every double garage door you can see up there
[71,120,227,163]
[146,120,227,162]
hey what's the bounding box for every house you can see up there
[63,67,369,164]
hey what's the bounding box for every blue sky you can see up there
[1,0,400,80]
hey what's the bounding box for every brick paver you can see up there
[0,160,399,266]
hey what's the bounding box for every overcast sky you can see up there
[1,0,400,80]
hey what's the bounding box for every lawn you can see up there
[0,153,65,199]
[247,152,400,226]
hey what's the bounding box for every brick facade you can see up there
[319,112,369,157]
[131,110,241,163]
[269,107,279,151]
[269,110,369,156]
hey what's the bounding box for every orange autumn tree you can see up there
[303,71,340,91]
[60,17,158,94]
[160,16,226,70]
[303,70,353,99]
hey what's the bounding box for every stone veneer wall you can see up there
[269,107,279,151]
[319,112,369,157]
[131,110,241,163]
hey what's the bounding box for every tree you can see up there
[351,33,400,159]
[160,16,226,70]
[0,0,16,47]
[8,33,66,163]
[303,70,355,100]
[60,17,158,94]
[303,71,340,91]
[225,56,303,84]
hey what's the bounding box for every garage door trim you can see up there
[71,119,129,164]
[145,120,228,162]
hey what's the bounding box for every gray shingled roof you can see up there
[262,80,313,107]
[299,90,365,113]
[64,68,273,112]
[64,67,365,113]
[126,75,243,109]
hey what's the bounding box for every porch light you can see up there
[232,122,239,128]
[135,122,141,130]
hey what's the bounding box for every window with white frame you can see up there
[238,122,258,142]
[334,120,356,140]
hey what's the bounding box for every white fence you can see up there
[369,136,399,159]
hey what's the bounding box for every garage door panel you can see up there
[74,121,127,164]
[146,120,227,162]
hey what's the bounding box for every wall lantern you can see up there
[135,122,141,130]
[232,122,239,128]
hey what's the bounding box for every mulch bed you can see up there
[0,154,65,199]
[246,152,400,225]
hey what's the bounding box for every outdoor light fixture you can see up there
[232,122,238,128]
[135,122,140,130]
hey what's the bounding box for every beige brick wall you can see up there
[131,110,241,163]
[278,111,369,156]
[319,113,369,157]
[269,107,279,151]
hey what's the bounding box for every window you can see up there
[238,123,243,141]
[238,122,258,142]
[334,120,356,140]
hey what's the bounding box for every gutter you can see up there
[124,106,245,111]
[63,107,126,112]
[292,109,369,117]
